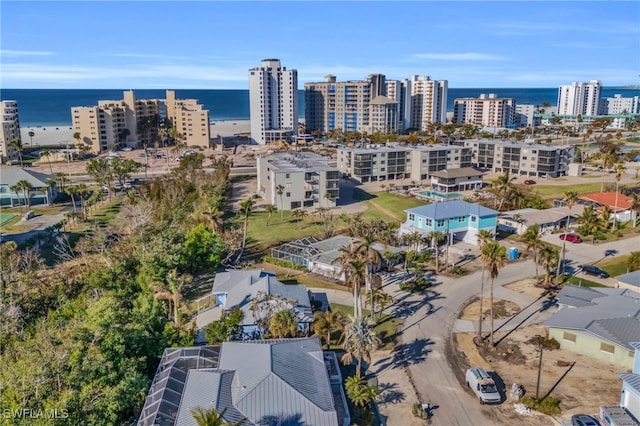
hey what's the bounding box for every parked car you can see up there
[559,233,582,243]
[24,211,35,220]
[120,147,133,152]
[524,179,536,185]
[581,264,609,278]
[571,414,601,426]
[465,367,501,404]
[123,182,132,189]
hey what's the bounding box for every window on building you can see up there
[437,219,445,227]
[470,216,477,223]
[286,192,291,197]
[409,213,415,221]
[600,342,615,354]
[425,218,432,226]
[285,173,290,179]
[458,216,466,223]
[563,332,576,343]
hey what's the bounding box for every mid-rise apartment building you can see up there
[1,100,21,164]
[165,90,210,148]
[249,59,298,145]
[409,75,448,131]
[462,140,574,178]
[72,90,209,154]
[602,94,640,115]
[257,151,339,210]
[453,94,516,128]
[337,143,472,183]
[557,80,602,116]
[515,104,537,127]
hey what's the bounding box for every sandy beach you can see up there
[21,120,252,147]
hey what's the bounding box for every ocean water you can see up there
[2,87,639,128]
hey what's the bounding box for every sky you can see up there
[1,1,639,89]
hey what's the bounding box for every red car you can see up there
[559,233,582,243]
[524,179,536,185]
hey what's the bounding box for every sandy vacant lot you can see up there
[455,280,623,425]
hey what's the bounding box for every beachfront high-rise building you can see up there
[453,94,516,128]
[72,90,210,154]
[409,76,448,131]
[249,59,298,145]
[386,79,412,131]
[305,74,403,135]
[1,100,21,164]
[556,80,602,116]
[165,90,210,148]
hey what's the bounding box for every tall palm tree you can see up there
[55,172,68,192]
[365,289,393,322]
[313,310,347,349]
[426,230,444,273]
[41,149,54,175]
[538,246,560,285]
[66,185,79,213]
[557,191,579,282]
[275,184,285,221]
[481,241,507,346]
[522,224,544,282]
[335,244,367,319]
[578,205,604,242]
[16,180,33,210]
[613,162,625,230]
[630,193,640,228]
[492,170,516,211]
[476,230,495,339]
[190,406,246,426]
[8,138,24,168]
[265,204,277,226]
[239,199,254,249]
[268,309,298,338]
[10,183,24,210]
[341,316,381,378]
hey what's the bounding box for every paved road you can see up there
[379,236,638,426]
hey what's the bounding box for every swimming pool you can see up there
[419,190,463,200]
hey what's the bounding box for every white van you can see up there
[465,367,501,404]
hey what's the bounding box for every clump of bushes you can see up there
[526,335,560,350]
[518,395,561,415]
[399,276,431,293]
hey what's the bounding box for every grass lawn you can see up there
[353,189,425,223]
[330,302,401,350]
[254,262,348,292]
[597,255,631,277]
[565,276,605,287]
[531,182,602,201]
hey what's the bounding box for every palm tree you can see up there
[335,243,368,319]
[578,205,604,242]
[481,241,507,346]
[66,185,79,213]
[313,310,347,349]
[341,316,381,378]
[41,149,54,175]
[45,178,56,206]
[275,184,285,221]
[630,193,640,228]
[522,224,544,282]
[613,162,625,230]
[492,170,516,211]
[151,270,188,327]
[557,191,579,282]
[55,172,68,192]
[8,138,24,167]
[365,289,393,322]
[476,230,495,339]
[344,375,380,409]
[9,184,24,210]
[426,230,444,273]
[265,204,277,226]
[16,180,33,210]
[239,199,254,249]
[538,246,559,285]
[190,406,246,426]
[268,309,298,338]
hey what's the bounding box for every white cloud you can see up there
[1,49,54,57]
[412,53,507,61]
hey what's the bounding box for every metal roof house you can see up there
[0,166,57,207]
[618,342,640,423]
[617,271,640,293]
[497,205,586,236]
[545,285,640,369]
[400,200,497,246]
[194,269,313,342]
[137,338,350,426]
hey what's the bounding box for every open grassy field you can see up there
[353,189,425,223]
[531,182,603,200]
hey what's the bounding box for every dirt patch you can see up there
[459,297,521,321]
[454,324,622,424]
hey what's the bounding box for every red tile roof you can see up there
[579,192,633,211]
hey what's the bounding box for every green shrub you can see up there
[593,231,607,241]
[526,335,560,350]
[519,395,561,415]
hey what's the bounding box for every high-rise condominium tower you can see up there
[249,59,298,145]
[1,100,21,164]
[557,80,602,116]
[409,76,448,131]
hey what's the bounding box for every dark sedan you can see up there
[580,265,609,279]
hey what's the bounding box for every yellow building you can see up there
[165,90,211,148]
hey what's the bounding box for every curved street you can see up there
[376,236,639,425]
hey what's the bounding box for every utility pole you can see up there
[535,343,544,401]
